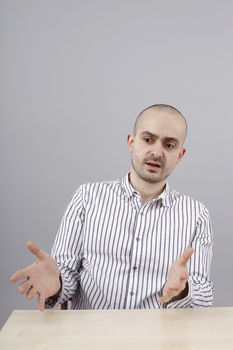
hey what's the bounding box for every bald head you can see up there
[134,104,188,145]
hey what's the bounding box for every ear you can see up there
[176,148,186,164]
[127,133,134,152]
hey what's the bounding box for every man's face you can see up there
[127,108,186,185]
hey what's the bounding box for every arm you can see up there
[159,206,214,308]
[10,186,85,310]
[47,185,85,307]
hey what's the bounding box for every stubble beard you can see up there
[131,156,167,184]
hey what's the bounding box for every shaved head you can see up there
[128,103,187,188]
[134,104,188,144]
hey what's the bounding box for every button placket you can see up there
[125,211,143,308]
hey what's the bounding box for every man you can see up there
[10,104,214,311]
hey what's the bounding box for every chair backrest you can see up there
[60,301,68,310]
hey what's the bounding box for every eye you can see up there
[143,137,152,143]
[166,143,175,149]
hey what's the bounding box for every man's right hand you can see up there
[10,241,61,311]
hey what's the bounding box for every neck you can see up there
[129,170,166,203]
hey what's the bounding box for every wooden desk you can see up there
[0,307,233,350]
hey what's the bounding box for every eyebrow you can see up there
[140,131,180,145]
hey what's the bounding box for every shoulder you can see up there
[81,178,121,192]
[72,178,122,200]
[169,188,211,217]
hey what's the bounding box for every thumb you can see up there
[27,241,47,260]
[176,247,194,266]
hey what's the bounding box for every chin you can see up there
[141,175,162,184]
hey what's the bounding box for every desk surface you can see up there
[0,307,233,350]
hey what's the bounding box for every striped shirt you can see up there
[50,174,213,309]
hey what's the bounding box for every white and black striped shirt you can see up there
[50,174,213,309]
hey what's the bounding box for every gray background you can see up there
[1,0,232,328]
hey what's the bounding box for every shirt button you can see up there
[133,266,137,270]
[130,292,134,296]
[136,237,140,241]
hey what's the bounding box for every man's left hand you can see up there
[158,247,194,304]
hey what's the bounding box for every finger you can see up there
[18,280,32,294]
[27,241,47,261]
[27,286,38,300]
[169,274,188,288]
[158,291,176,304]
[10,263,35,284]
[158,296,170,303]
[159,287,183,304]
[159,286,177,303]
[158,290,169,304]
[37,293,45,311]
[10,270,27,283]
[176,247,194,266]
[165,281,180,291]
[180,271,189,281]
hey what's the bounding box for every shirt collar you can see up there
[121,173,171,207]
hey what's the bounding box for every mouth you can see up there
[145,161,162,171]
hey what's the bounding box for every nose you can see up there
[150,142,163,159]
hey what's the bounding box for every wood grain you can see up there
[0,308,233,350]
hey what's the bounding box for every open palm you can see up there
[10,242,61,311]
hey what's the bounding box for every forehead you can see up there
[136,108,186,141]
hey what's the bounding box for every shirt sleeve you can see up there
[45,185,85,308]
[165,206,214,308]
